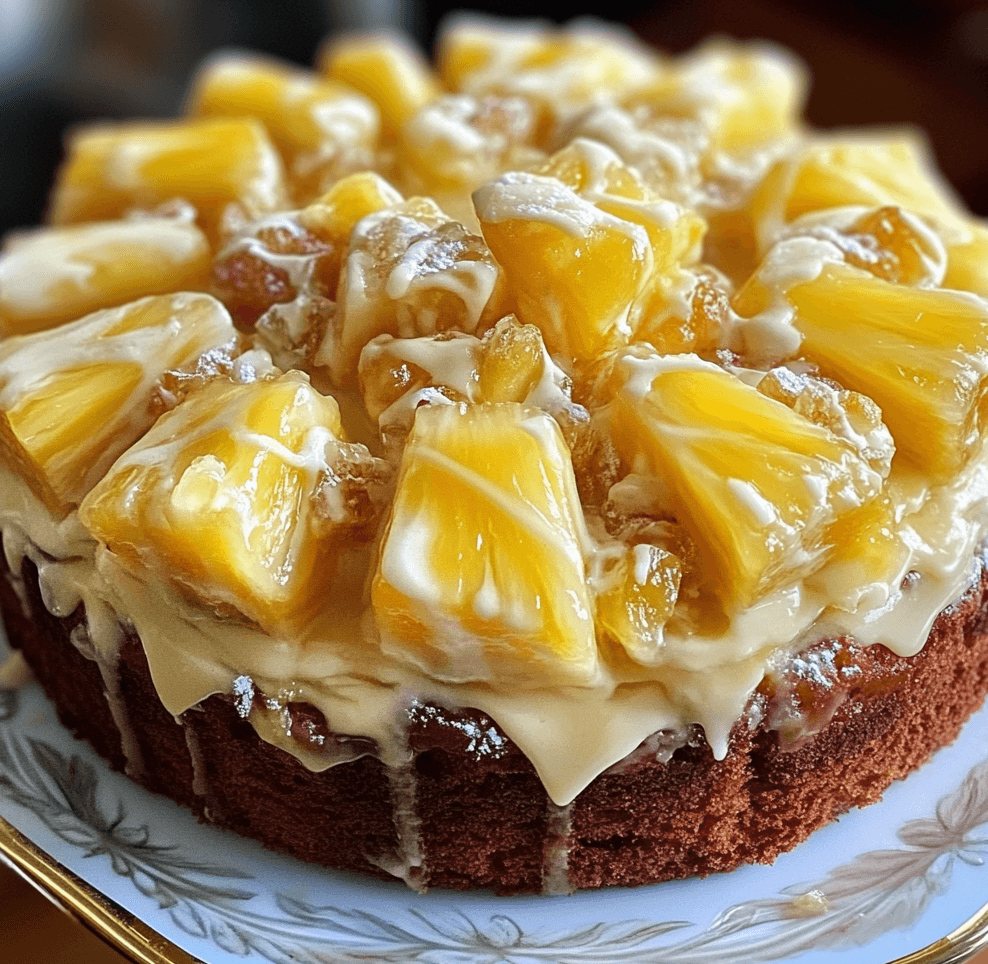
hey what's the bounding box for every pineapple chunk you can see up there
[319,197,505,385]
[750,135,963,249]
[0,218,211,336]
[399,93,545,210]
[372,401,596,684]
[630,40,806,155]
[187,54,380,203]
[475,141,703,362]
[475,171,647,361]
[536,139,705,268]
[478,318,546,403]
[48,117,287,245]
[0,293,235,515]
[318,34,440,138]
[944,223,988,299]
[605,350,884,610]
[807,494,911,614]
[437,17,660,121]
[80,371,387,634]
[596,542,681,666]
[788,263,988,482]
[297,172,403,293]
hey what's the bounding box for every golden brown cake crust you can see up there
[4,541,988,893]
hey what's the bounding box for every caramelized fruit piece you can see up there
[48,117,287,245]
[633,267,732,356]
[478,318,546,403]
[596,542,681,665]
[187,54,380,203]
[358,317,587,465]
[0,293,235,515]
[789,263,988,482]
[358,333,472,425]
[81,371,389,634]
[756,366,895,478]
[372,401,596,684]
[318,34,439,138]
[211,215,332,328]
[320,198,505,385]
[0,217,211,336]
[844,206,945,285]
[605,350,883,609]
[213,173,402,334]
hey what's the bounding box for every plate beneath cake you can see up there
[2,622,988,964]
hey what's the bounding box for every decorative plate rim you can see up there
[4,635,988,964]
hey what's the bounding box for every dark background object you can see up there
[0,0,986,237]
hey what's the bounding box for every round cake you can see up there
[2,16,988,894]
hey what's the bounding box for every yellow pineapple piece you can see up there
[475,141,703,362]
[187,54,380,203]
[605,350,883,610]
[372,401,596,684]
[788,263,988,482]
[48,117,287,245]
[318,197,505,385]
[80,371,388,635]
[318,33,440,138]
[944,223,988,299]
[0,293,236,515]
[475,172,646,361]
[478,318,546,403]
[536,140,706,274]
[399,94,545,212]
[0,218,211,337]
[297,171,403,293]
[436,17,660,121]
[595,543,681,666]
[630,40,806,156]
[807,494,910,614]
[750,135,963,249]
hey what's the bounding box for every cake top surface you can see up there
[2,16,988,804]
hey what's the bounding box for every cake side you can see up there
[6,541,988,892]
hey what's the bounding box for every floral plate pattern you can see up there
[2,622,988,964]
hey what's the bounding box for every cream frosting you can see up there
[3,404,987,807]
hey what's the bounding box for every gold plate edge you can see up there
[0,811,204,964]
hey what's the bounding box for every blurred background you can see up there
[0,0,986,237]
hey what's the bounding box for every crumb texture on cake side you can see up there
[2,16,988,892]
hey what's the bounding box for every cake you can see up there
[2,16,988,893]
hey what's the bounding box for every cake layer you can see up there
[4,537,988,892]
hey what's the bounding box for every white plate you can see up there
[2,618,988,964]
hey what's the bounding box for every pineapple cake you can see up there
[3,15,988,893]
